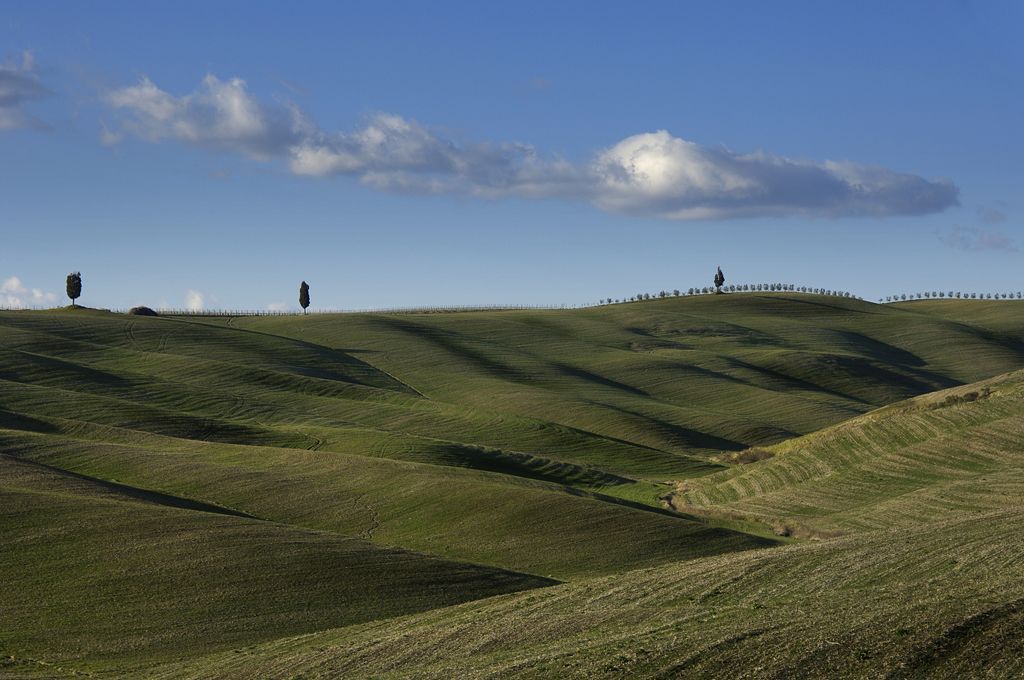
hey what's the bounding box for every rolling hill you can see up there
[149,507,1024,679]
[0,454,552,671]
[1,293,1023,677]
[674,368,1024,535]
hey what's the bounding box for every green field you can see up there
[2,294,1023,677]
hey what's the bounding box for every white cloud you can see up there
[184,290,205,311]
[266,302,287,311]
[1,276,58,308]
[103,73,960,221]
[590,131,958,219]
[290,113,456,176]
[107,74,300,159]
[0,51,51,131]
[99,120,122,146]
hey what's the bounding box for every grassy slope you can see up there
[238,295,1024,461]
[151,365,1024,679]
[0,455,553,673]
[152,508,1024,679]
[3,296,1024,677]
[6,296,1023,485]
[0,308,775,579]
[675,368,1024,535]
[0,428,772,580]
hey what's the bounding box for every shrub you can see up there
[929,387,992,409]
[727,447,775,465]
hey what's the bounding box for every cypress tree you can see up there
[66,272,82,308]
[299,281,310,314]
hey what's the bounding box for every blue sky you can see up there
[2,1,1021,310]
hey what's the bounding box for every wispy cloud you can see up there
[106,75,301,159]
[1,276,58,308]
[0,51,51,131]
[99,119,122,146]
[266,302,287,311]
[940,226,1018,253]
[184,289,205,311]
[103,72,960,221]
[977,206,1007,224]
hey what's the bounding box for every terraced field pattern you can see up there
[2,294,1022,678]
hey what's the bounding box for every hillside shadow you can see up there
[373,317,534,383]
[550,362,649,396]
[670,362,755,388]
[424,443,634,488]
[953,321,1024,357]
[627,323,780,347]
[0,410,58,434]
[596,402,747,452]
[830,330,927,367]
[729,355,960,406]
[726,357,871,404]
[1,453,258,520]
[771,296,881,315]
[174,318,418,395]
[0,350,133,390]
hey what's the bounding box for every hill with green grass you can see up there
[674,368,1024,536]
[151,507,1024,679]
[1,294,1023,677]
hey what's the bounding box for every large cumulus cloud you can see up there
[592,131,958,219]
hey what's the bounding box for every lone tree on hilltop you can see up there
[714,266,725,293]
[66,272,82,308]
[299,281,310,314]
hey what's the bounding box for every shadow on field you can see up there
[0,409,58,434]
[830,330,927,367]
[0,349,133,390]
[0,453,259,519]
[372,317,534,382]
[425,442,634,488]
[550,362,649,396]
[596,402,747,452]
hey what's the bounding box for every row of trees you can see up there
[881,291,1024,302]
[599,283,860,305]
[602,285,1024,307]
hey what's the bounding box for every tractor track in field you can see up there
[349,493,381,540]
[123,320,137,346]
[888,597,1024,679]
[0,652,91,678]
[124,320,176,357]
